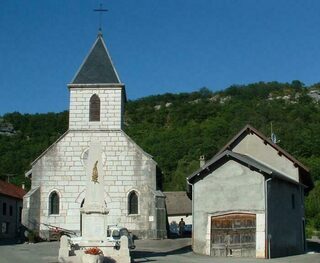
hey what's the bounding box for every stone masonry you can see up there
[26,130,160,238]
[22,33,167,239]
[68,86,125,131]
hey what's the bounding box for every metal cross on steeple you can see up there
[94,3,108,32]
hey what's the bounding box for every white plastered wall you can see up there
[192,160,265,256]
[233,134,299,182]
[256,213,266,258]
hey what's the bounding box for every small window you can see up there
[3,203,6,216]
[19,207,22,222]
[292,194,295,209]
[89,94,100,121]
[49,191,60,215]
[128,191,138,215]
[1,222,9,234]
[9,206,13,216]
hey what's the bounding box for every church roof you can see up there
[0,180,26,199]
[71,33,121,84]
[30,130,155,167]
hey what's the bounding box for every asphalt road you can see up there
[132,238,320,263]
[0,238,319,263]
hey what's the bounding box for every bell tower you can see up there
[68,32,126,131]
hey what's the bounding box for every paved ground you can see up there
[132,238,320,263]
[0,240,59,263]
[0,238,319,263]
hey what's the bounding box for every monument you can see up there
[58,141,130,263]
[81,141,108,241]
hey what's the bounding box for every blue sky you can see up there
[1,0,320,114]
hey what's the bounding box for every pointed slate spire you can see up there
[71,33,120,84]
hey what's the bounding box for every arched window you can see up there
[128,191,138,215]
[89,94,100,121]
[49,191,59,215]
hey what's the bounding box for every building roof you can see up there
[71,33,121,84]
[219,124,309,172]
[30,130,156,167]
[187,150,302,187]
[31,130,69,166]
[216,124,313,189]
[164,191,192,216]
[0,180,26,199]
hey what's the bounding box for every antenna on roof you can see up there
[94,3,108,33]
[270,122,280,144]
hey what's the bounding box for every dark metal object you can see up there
[42,223,77,241]
[94,3,108,31]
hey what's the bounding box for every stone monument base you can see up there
[58,235,130,263]
[81,212,108,240]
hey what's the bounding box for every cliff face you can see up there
[0,119,15,135]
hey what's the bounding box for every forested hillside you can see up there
[1,81,320,232]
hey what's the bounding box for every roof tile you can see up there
[0,180,26,199]
[164,191,192,216]
[71,35,120,84]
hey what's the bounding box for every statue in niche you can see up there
[92,160,99,183]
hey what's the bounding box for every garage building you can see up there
[187,125,313,258]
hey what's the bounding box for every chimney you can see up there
[199,155,205,167]
[21,183,25,190]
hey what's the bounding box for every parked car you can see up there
[184,224,192,237]
[106,225,135,250]
[168,222,192,238]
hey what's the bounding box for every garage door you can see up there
[211,213,256,257]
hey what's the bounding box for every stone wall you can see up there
[69,86,124,130]
[22,187,40,230]
[29,129,164,239]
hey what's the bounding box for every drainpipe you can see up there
[187,180,194,250]
[265,177,272,259]
[299,185,306,252]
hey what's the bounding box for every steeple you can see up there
[68,33,125,131]
[71,33,121,84]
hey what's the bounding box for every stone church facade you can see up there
[22,32,166,239]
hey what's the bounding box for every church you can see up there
[22,31,166,239]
